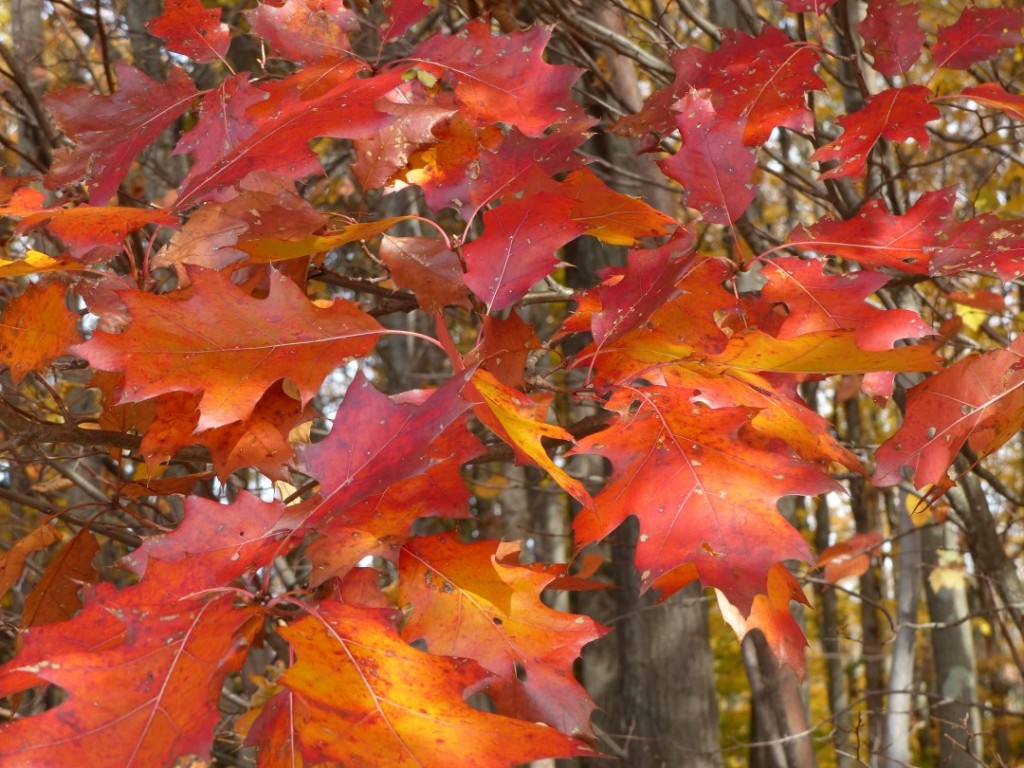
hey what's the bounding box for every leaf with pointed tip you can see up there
[173,74,264,195]
[410,20,584,137]
[400,533,606,737]
[378,235,471,312]
[20,530,99,630]
[248,601,592,767]
[525,166,676,245]
[0,186,176,260]
[0,524,60,602]
[857,0,924,76]
[789,187,1024,280]
[657,91,758,224]
[463,192,587,311]
[306,424,481,584]
[699,27,823,146]
[147,0,229,63]
[379,0,431,41]
[352,85,456,190]
[779,0,838,13]
[664,365,861,471]
[72,267,382,432]
[572,386,830,619]
[951,83,1024,121]
[787,188,955,274]
[465,312,541,388]
[717,564,809,677]
[811,86,938,179]
[587,231,695,347]
[0,249,86,277]
[0,588,260,768]
[301,372,474,525]
[176,60,402,206]
[472,370,591,507]
[0,493,287,767]
[755,258,934,352]
[710,328,940,375]
[123,491,294,578]
[874,334,1024,493]
[0,281,80,384]
[156,182,327,274]
[197,382,308,480]
[248,0,357,62]
[614,27,823,148]
[933,7,1024,70]
[45,63,197,204]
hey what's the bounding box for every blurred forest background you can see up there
[1,1,1023,766]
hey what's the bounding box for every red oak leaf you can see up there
[379,0,431,42]
[874,334,1024,493]
[45,63,198,204]
[0,281,79,383]
[246,601,592,766]
[301,371,475,526]
[0,186,176,260]
[72,267,382,431]
[176,60,403,206]
[587,230,695,347]
[614,27,823,147]
[247,0,358,62]
[465,311,541,388]
[410,20,584,137]
[779,0,838,12]
[0,493,289,766]
[661,366,861,471]
[700,27,824,146]
[717,563,810,678]
[571,386,831,616]
[352,83,457,190]
[378,235,470,312]
[463,192,587,311]
[951,83,1024,121]
[174,73,265,195]
[306,423,481,584]
[524,166,676,245]
[156,178,327,275]
[788,188,1024,280]
[754,258,934,352]
[933,7,1024,70]
[471,369,591,507]
[400,533,606,737]
[197,382,309,480]
[857,0,925,77]
[811,86,939,179]
[147,0,229,63]
[657,91,758,224]
[787,188,954,274]
[20,529,99,630]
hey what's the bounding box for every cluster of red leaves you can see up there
[2,0,1024,765]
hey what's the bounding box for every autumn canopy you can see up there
[1,0,1024,765]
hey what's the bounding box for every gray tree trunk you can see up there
[877,492,920,767]
[922,523,982,766]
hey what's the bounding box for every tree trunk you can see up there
[922,522,982,766]
[877,491,920,767]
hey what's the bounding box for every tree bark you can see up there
[877,491,920,767]
[921,523,982,766]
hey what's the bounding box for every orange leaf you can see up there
[73,267,382,431]
[400,533,607,736]
[247,600,592,766]
[0,281,80,384]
